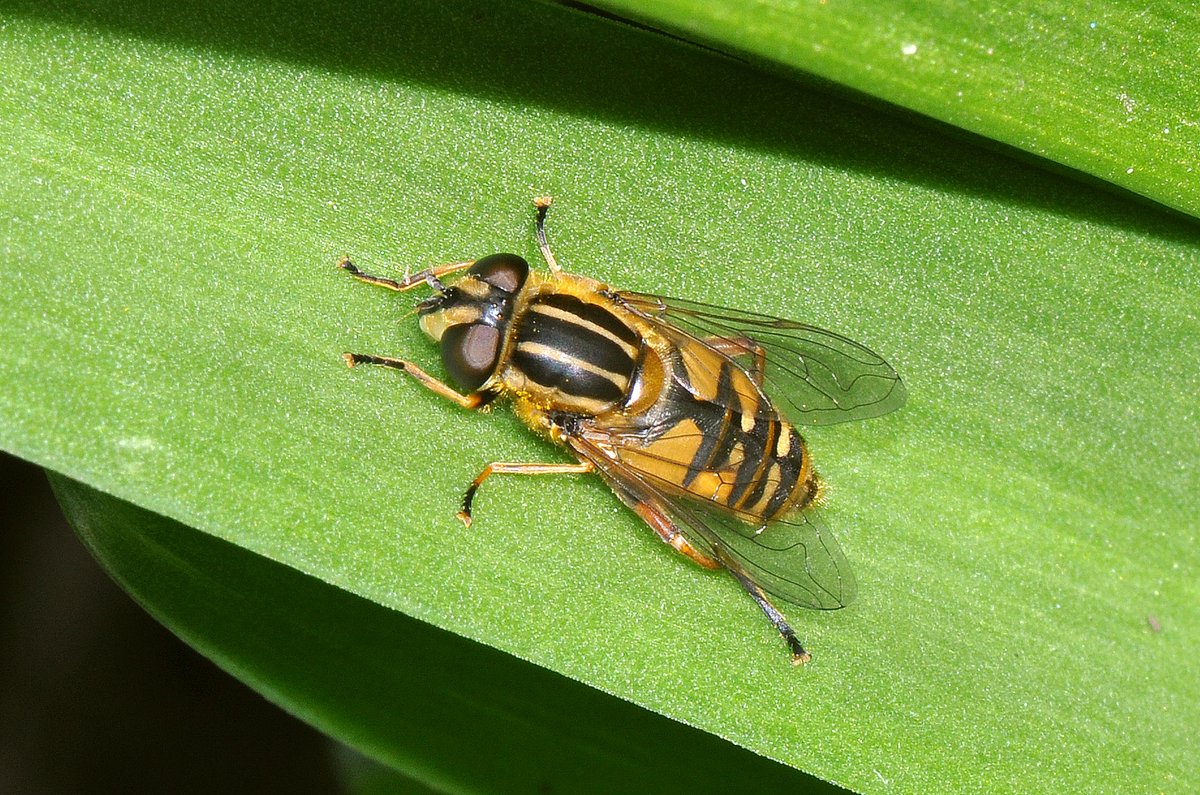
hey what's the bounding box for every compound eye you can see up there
[469,253,529,294]
[441,323,501,391]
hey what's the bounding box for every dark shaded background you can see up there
[0,451,340,793]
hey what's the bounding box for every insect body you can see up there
[340,198,905,663]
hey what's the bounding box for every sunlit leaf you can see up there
[2,0,1197,791]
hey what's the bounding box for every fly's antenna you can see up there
[534,196,562,275]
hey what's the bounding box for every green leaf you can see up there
[586,0,1200,217]
[53,473,828,793]
[1,0,1197,792]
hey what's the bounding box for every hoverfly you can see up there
[339,197,905,663]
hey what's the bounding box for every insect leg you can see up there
[717,551,811,664]
[533,196,562,275]
[342,354,489,410]
[627,501,721,570]
[458,461,594,526]
[705,335,767,387]
[338,257,474,291]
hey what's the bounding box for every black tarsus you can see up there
[723,554,812,664]
[460,482,481,521]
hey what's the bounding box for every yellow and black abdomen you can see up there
[597,343,819,524]
[504,292,643,416]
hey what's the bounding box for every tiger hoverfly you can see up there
[339,197,905,663]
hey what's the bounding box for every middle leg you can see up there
[458,461,594,526]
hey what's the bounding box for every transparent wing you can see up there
[569,434,855,610]
[616,291,906,425]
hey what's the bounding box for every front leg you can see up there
[338,257,474,292]
[343,353,490,410]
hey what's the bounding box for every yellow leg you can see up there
[458,460,594,526]
[342,354,488,410]
[338,257,474,292]
[630,501,721,570]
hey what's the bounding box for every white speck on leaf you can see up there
[1117,91,1136,117]
[116,436,159,452]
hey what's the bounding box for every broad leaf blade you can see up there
[587,0,1200,217]
[1,1,1197,793]
[53,473,829,794]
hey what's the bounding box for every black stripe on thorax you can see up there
[536,294,641,347]
[511,347,626,403]
[516,295,643,389]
